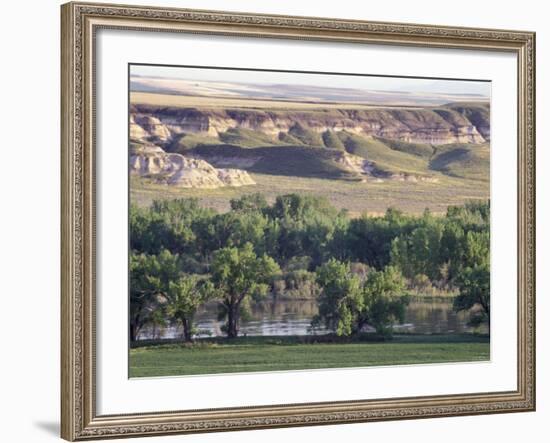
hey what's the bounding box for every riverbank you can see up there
[129,334,490,377]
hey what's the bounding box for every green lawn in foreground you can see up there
[129,334,490,377]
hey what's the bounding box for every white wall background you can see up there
[0,0,546,442]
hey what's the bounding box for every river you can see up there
[138,297,488,340]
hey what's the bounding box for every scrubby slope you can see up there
[337,132,433,177]
[130,102,490,184]
[191,145,361,179]
[430,143,490,181]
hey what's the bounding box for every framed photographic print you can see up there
[61,1,536,440]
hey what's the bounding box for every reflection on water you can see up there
[400,300,486,334]
[139,298,488,340]
[196,299,322,337]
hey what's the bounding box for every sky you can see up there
[130,64,491,99]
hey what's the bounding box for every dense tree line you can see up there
[130,194,490,342]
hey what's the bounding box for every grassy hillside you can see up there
[431,143,490,181]
[219,127,281,147]
[144,99,490,185]
[170,130,490,183]
[168,133,220,153]
[375,136,434,158]
[192,144,357,179]
[322,129,346,150]
[288,123,325,147]
[337,132,432,176]
[278,132,305,145]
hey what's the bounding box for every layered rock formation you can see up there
[129,102,488,186]
[130,103,490,146]
[130,145,255,188]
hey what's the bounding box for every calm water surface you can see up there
[139,298,487,340]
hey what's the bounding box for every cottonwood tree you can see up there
[211,243,280,338]
[452,228,490,326]
[454,262,490,326]
[313,259,363,336]
[358,266,408,337]
[129,253,156,342]
[313,260,408,337]
[129,250,178,342]
[165,275,214,342]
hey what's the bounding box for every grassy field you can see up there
[131,171,489,216]
[129,334,490,377]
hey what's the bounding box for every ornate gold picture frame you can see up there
[61,2,535,440]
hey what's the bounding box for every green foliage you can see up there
[440,204,490,283]
[447,200,490,226]
[387,202,490,326]
[390,215,444,281]
[166,275,214,341]
[130,199,214,255]
[129,195,490,342]
[269,193,337,220]
[347,208,414,269]
[267,194,348,266]
[140,249,181,292]
[313,259,363,336]
[454,262,490,325]
[202,211,271,253]
[450,213,490,323]
[129,253,157,341]
[411,273,433,293]
[230,193,269,213]
[285,255,312,272]
[129,250,180,341]
[211,243,281,337]
[359,266,409,337]
[281,270,320,299]
[130,250,214,342]
[314,260,408,337]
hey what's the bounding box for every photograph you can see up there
[57,2,536,440]
[128,64,491,378]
